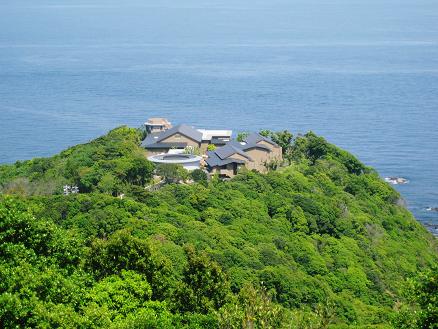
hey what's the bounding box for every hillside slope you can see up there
[0,127,436,328]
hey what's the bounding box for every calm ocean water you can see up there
[1,0,437,234]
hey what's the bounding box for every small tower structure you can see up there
[144,118,172,134]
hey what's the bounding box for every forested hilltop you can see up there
[0,127,437,328]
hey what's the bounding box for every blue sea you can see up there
[1,0,437,234]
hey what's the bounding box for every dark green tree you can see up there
[156,164,188,184]
[86,229,173,299]
[394,267,438,328]
[125,156,155,186]
[175,245,230,314]
[190,169,208,186]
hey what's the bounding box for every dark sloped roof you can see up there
[156,124,202,143]
[215,144,252,160]
[205,151,246,167]
[227,140,272,152]
[244,132,278,147]
[141,132,161,148]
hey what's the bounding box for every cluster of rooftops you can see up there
[141,118,282,178]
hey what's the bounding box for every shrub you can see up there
[190,169,208,185]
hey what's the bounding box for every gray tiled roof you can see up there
[155,124,202,143]
[205,143,254,168]
[141,124,203,149]
[215,144,252,160]
[141,132,160,148]
[205,151,246,167]
[227,139,272,152]
[244,133,278,147]
[204,132,279,168]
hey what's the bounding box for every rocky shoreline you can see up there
[424,222,438,236]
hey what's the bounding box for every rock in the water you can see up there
[384,177,409,185]
[426,207,438,212]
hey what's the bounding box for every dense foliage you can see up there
[0,126,153,196]
[0,128,436,328]
[393,267,438,328]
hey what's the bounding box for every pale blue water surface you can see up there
[0,0,437,233]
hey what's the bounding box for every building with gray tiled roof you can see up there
[141,118,282,178]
